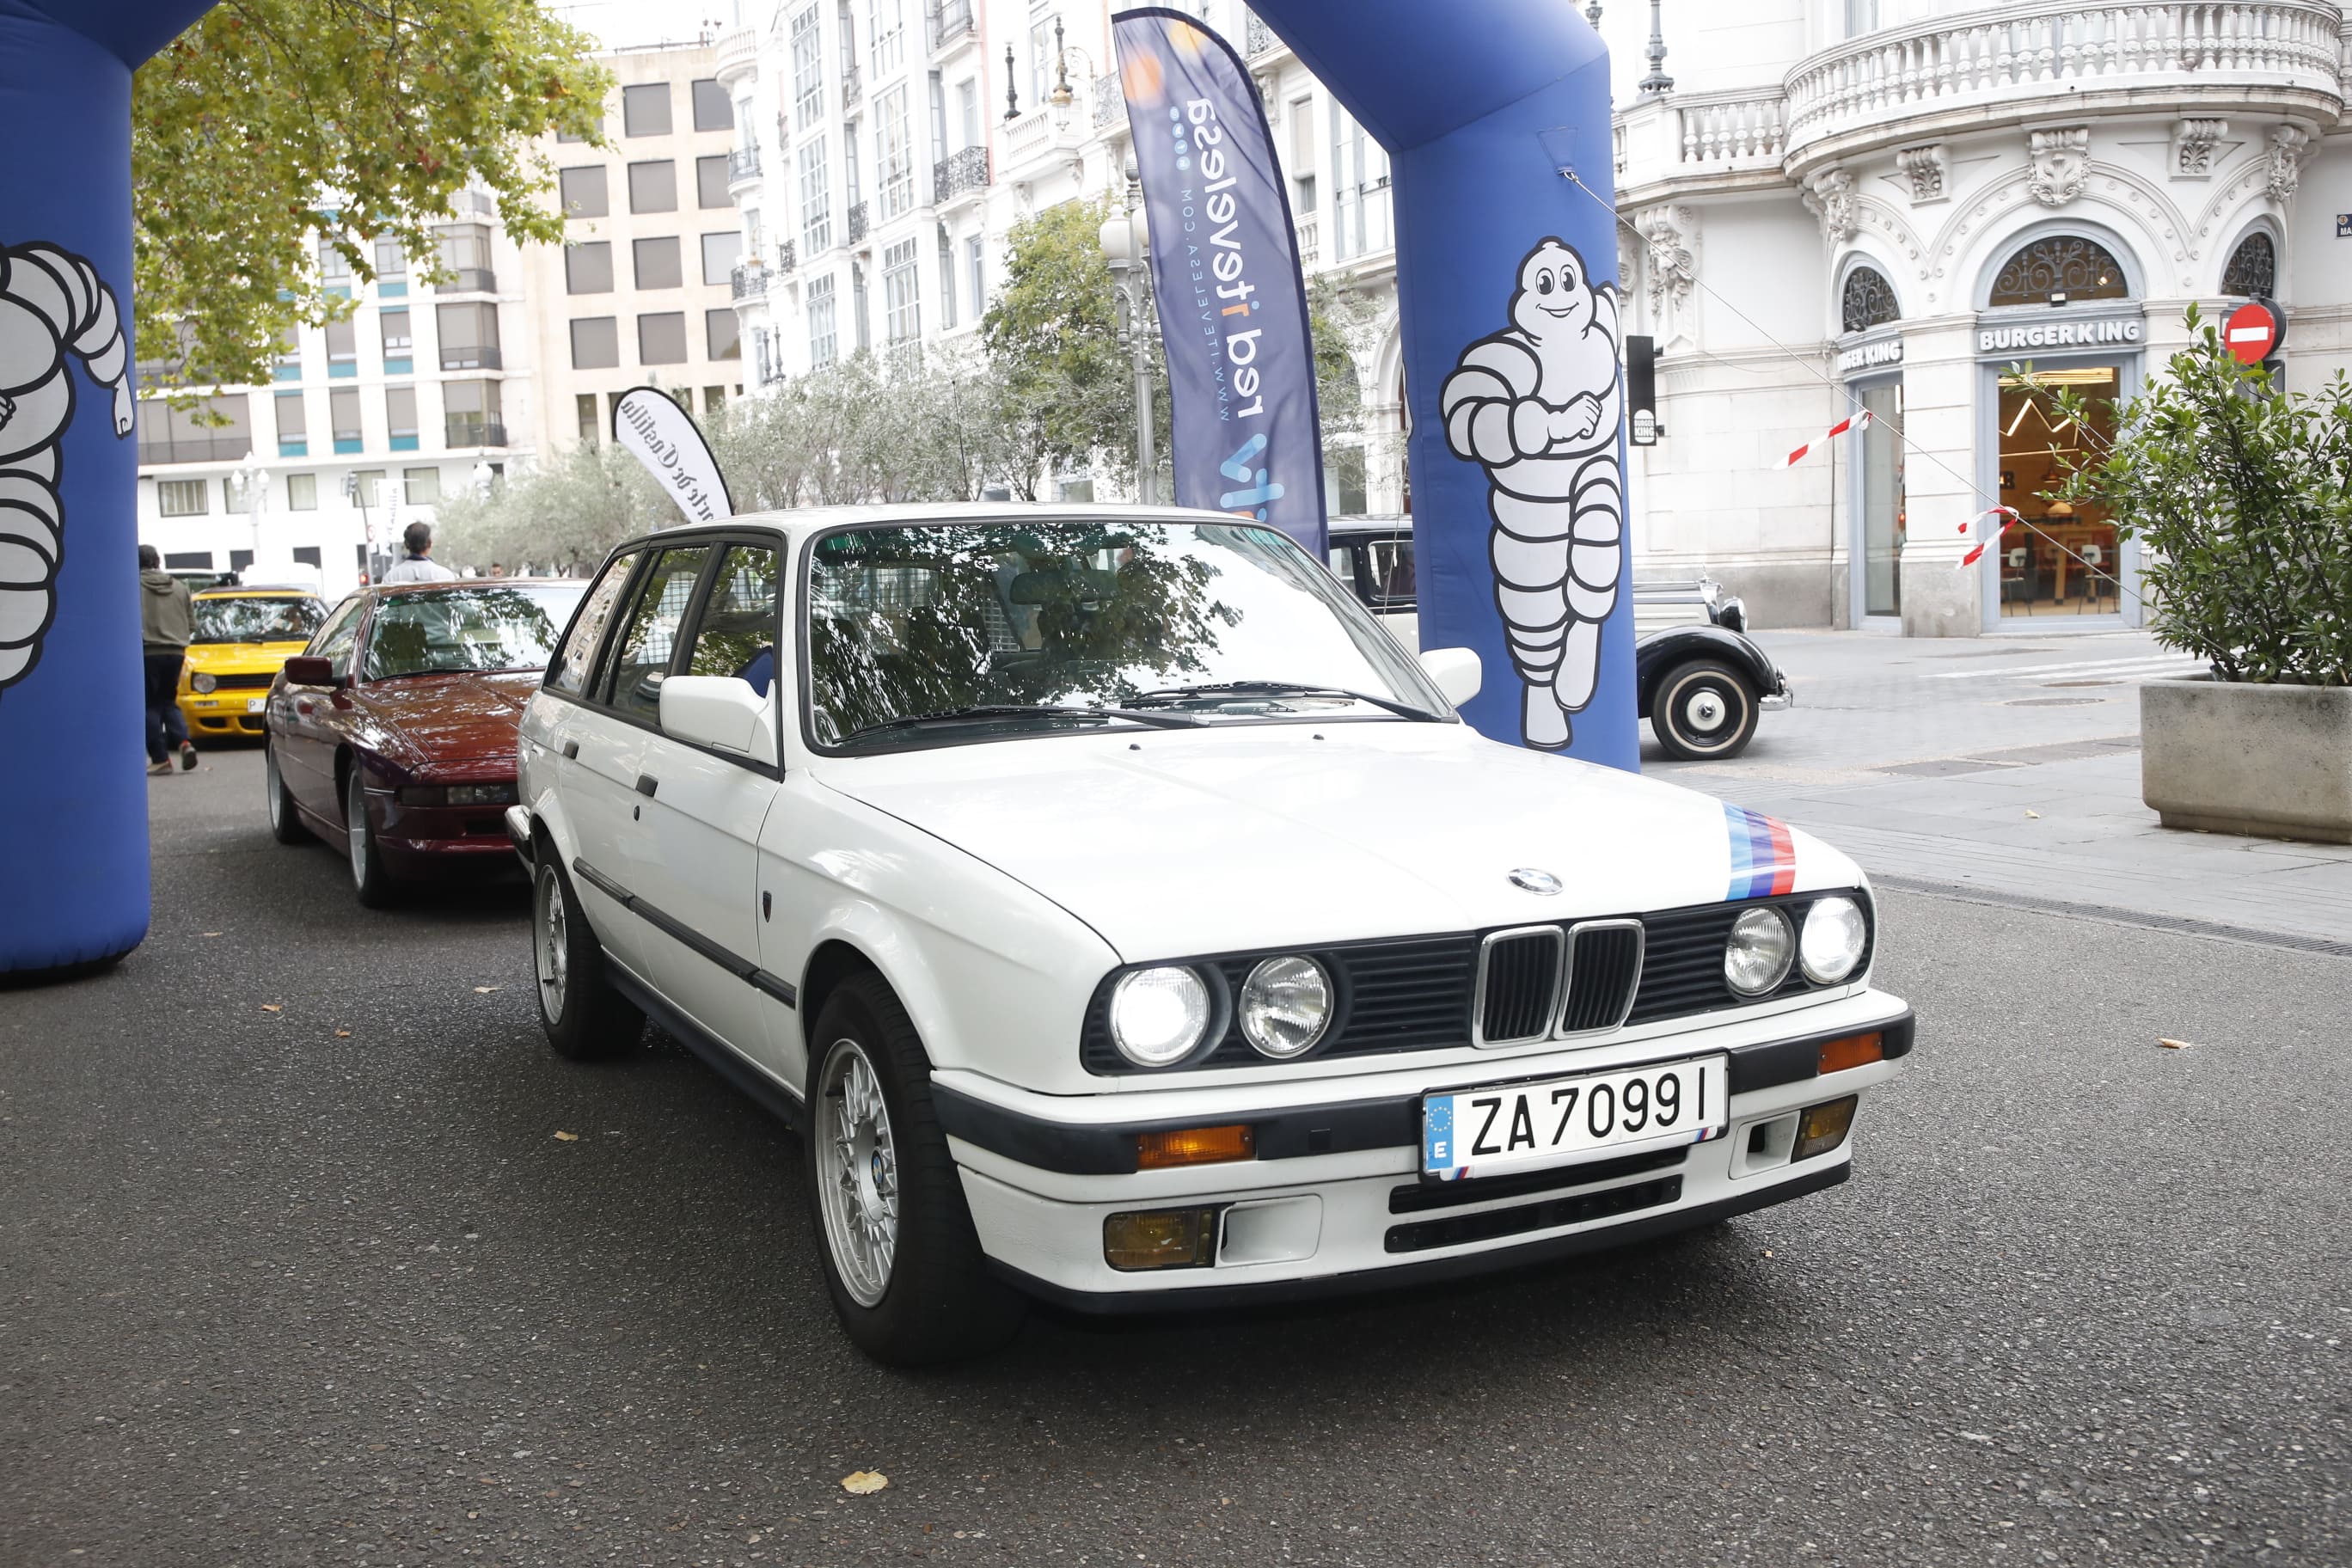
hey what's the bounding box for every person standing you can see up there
[380,521,457,584]
[137,544,198,775]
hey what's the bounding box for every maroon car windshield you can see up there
[361,585,587,681]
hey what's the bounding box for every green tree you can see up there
[133,0,609,392]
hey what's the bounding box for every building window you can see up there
[318,236,353,291]
[938,227,956,330]
[444,380,505,447]
[578,392,600,444]
[561,166,610,218]
[2222,231,2276,298]
[436,223,496,291]
[275,390,308,455]
[285,472,317,511]
[957,78,979,149]
[378,308,413,358]
[628,160,679,214]
[792,4,824,127]
[403,467,441,505]
[1330,103,1393,262]
[1841,266,1900,333]
[703,386,726,416]
[871,0,905,74]
[634,235,683,290]
[1028,16,1053,111]
[435,302,502,371]
[329,387,362,452]
[272,323,301,381]
[808,273,838,366]
[375,236,407,285]
[852,260,870,352]
[877,83,914,219]
[883,237,920,344]
[385,386,420,450]
[566,241,615,293]
[707,308,742,360]
[800,137,832,253]
[966,234,984,320]
[1289,95,1316,212]
[701,231,743,285]
[571,316,620,370]
[623,82,673,137]
[323,317,357,377]
[696,153,732,209]
[136,394,254,465]
[157,478,208,517]
[1988,235,2129,307]
[639,311,689,364]
[353,469,386,506]
[691,77,732,132]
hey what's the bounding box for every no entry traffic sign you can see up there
[2225,299,2284,364]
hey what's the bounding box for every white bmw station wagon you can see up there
[509,506,1913,1364]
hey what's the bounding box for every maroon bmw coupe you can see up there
[262,578,588,905]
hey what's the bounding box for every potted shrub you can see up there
[2044,306,2351,843]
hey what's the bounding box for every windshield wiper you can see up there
[843,703,1204,743]
[1126,680,1443,721]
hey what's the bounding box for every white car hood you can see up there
[813,723,1862,962]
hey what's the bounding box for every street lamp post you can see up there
[236,450,270,579]
[1096,166,1156,506]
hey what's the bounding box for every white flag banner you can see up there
[611,386,734,526]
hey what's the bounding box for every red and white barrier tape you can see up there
[1957,506,2020,568]
[1773,407,1871,469]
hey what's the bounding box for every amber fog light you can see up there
[1136,1124,1254,1170]
[1103,1208,1220,1271]
[1792,1095,1859,1161]
[1816,1032,1884,1075]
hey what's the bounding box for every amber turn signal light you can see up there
[1103,1207,1221,1271]
[1792,1095,1859,1161]
[1816,1032,1884,1075]
[1136,1124,1255,1170]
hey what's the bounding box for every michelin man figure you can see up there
[1439,238,1623,750]
[0,241,135,699]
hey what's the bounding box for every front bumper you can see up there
[178,694,271,735]
[935,989,1909,1310]
[1760,673,1793,711]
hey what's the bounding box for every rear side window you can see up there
[600,546,710,723]
[1367,537,1416,605]
[546,554,637,695]
[680,544,781,699]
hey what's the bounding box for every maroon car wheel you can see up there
[345,770,397,908]
[265,744,306,846]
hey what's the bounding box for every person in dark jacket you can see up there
[137,544,198,775]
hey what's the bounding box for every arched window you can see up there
[2221,231,2276,298]
[1841,266,1899,333]
[1988,235,2131,307]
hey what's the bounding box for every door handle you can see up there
[634,774,658,798]
[561,738,579,760]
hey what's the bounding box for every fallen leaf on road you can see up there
[334,1029,352,1038]
[260,1004,282,1014]
[553,1130,579,1142]
[201,932,223,938]
[473,985,501,995]
[2158,1038,2197,1050]
[840,1471,888,1496]
[2024,809,2041,818]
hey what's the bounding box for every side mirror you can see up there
[659,674,777,765]
[1418,646,1481,709]
[282,655,340,688]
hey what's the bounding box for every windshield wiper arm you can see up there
[845,703,1204,742]
[1127,680,1443,721]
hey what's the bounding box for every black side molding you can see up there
[572,857,796,1008]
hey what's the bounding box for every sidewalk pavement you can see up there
[1645,627,2352,949]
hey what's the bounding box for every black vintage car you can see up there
[1324,516,1791,760]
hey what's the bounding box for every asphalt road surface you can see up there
[3,746,2346,1567]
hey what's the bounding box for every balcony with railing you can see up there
[1614,87,1791,205]
[847,200,870,244]
[1002,104,1087,186]
[1782,0,2342,172]
[732,259,769,301]
[434,267,498,294]
[1244,9,1283,58]
[439,346,503,371]
[444,418,507,450]
[774,238,797,277]
[934,144,989,205]
[716,25,757,82]
[1295,212,1320,268]
[1094,73,1124,130]
[927,0,975,53]
[729,143,763,185]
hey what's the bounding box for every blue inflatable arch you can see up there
[2,0,217,978]
[1241,2,1632,769]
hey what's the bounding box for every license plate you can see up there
[1422,1054,1729,1181]
[246,697,267,713]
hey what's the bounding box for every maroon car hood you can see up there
[352,671,541,776]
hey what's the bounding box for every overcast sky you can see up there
[548,0,738,51]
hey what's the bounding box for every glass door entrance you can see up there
[1996,366,2122,617]
[1856,383,1904,617]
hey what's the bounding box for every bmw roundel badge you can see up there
[1509,867,1562,896]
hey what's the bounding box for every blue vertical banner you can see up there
[1112,7,1326,552]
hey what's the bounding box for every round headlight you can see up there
[1239,956,1332,1059]
[1800,896,1868,984]
[1107,966,1212,1068]
[191,671,217,694]
[1724,906,1796,996]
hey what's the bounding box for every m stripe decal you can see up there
[1723,805,1796,900]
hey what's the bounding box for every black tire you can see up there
[530,855,645,1062]
[1651,659,1760,761]
[264,743,306,845]
[805,972,1025,1366]
[344,768,398,909]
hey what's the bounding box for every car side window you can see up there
[679,544,781,701]
[545,554,638,696]
[598,545,709,723]
[310,597,368,678]
[1367,537,1417,606]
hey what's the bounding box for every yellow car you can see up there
[177,589,330,741]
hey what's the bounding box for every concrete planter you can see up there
[2141,676,2352,843]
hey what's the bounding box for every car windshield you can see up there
[805,519,1448,749]
[361,584,587,680]
[193,595,326,645]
